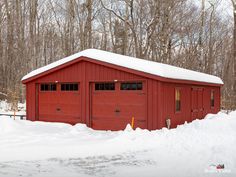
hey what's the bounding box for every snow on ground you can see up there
[0,109,236,177]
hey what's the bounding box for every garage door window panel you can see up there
[95,83,115,91]
[120,82,143,90]
[40,83,57,91]
[61,83,79,91]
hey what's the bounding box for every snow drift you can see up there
[0,111,235,177]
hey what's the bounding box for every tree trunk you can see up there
[87,0,92,48]
[231,0,236,107]
[207,2,215,74]
[233,11,236,95]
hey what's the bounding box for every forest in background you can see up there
[0,0,234,109]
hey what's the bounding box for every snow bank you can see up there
[0,100,11,112]
[0,100,26,115]
[22,49,223,84]
[0,111,235,176]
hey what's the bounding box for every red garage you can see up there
[22,49,223,130]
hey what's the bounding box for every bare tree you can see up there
[231,0,236,107]
[0,0,233,109]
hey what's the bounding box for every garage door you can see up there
[91,81,147,130]
[38,83,81,124]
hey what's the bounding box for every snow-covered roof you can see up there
[22,49,223,84]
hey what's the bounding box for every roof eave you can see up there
[22,56,223,87]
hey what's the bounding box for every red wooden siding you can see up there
[26,82,36,121]
[162,83,220,128]
[146,80,163,130]
[24,56,221,130]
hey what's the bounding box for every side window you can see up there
[175,89,181,112]
[95,83,115,91]
[210,90,214,107]
[40,83,57,91]
[61,83,79,91]
[120,82,143,90]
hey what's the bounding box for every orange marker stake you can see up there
[131,117,134,129]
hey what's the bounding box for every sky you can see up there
[193,0,233,18]
[220,0,233,17]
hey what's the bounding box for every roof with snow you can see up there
[22,49,223,85]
